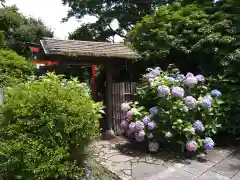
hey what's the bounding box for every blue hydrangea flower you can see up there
[194,120,205,132]
[149,107,159,116]
[205,95,213,102]
[157,85,170,98]
[184,96,197,109]
[211,89,221,97]
[172,87,185,98]
[148,121,156,130]
[204,137,215,150]
[176,74,185,80]
[201,97,212,109]
[135,120,145,131]
[184,76,198,88]
[165,76,176,83]
[196,74,205,82]
[142,116,150,125]
[84,166,92,178]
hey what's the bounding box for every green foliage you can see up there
[121,67,224,152]
[0,49,35,87]
[0,5,53,56]
[0,73,103,180]
[128,2,235,75]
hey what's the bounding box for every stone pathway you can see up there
[92,138,240,180]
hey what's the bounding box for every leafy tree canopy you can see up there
[0,5,53,55]
[128,2,235,75]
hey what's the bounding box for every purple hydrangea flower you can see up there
[142,116,150,125]
[120,120,129,132]
[165,131,173,138]
[194,120,205,132]
[138,130,146,137]
[172,87,185,98]
[151,69,161,76]
[135,132,145,142]
[176,74,185,80]
[148,133,154,139]
[135,120,145,131]
[149,107,159,116]
[186,72,194,77]
[157,85,170,98]
[184,96,197,109]
[211,89,221,97]
[148,121,156,130]
[201,97,212,109]
[147,69,161,81]
[184,76,198,88]
[186,140,198,152]
[165,76,176,83]
[204,137,215,150]
[196,74,205,82]
[129,122,136,133]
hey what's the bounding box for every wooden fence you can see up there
[112,82,137,134]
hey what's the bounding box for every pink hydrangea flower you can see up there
[186,140,198,152]
[126,110,133,121]
[121,103,130,112]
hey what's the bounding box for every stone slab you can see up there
[204,148,233,163]
[211,156,240,178]
[196,171,230,180]
[108,154,134,162]
[132,162,167,180]
[231,172,240,180]
[161,169,196,180]
[182,160,214,176]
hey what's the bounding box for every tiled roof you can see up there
[40,38,139,59]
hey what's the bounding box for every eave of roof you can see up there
[40,38,140,60]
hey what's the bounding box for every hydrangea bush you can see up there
[120,67,224,153]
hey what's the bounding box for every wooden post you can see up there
[106,64,113,130]
[102,63,115,139]
[91,65,97,100]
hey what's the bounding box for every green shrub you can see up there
[0,49,35,87]
[120,67,224,153]
[0,73,103,180]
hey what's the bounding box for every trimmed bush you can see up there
[0,49,35,87]
[120,67,224,153]
[0,73,103,180]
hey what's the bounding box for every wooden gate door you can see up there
[112,82,136,134]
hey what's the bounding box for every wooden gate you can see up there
[112,82,137,134]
